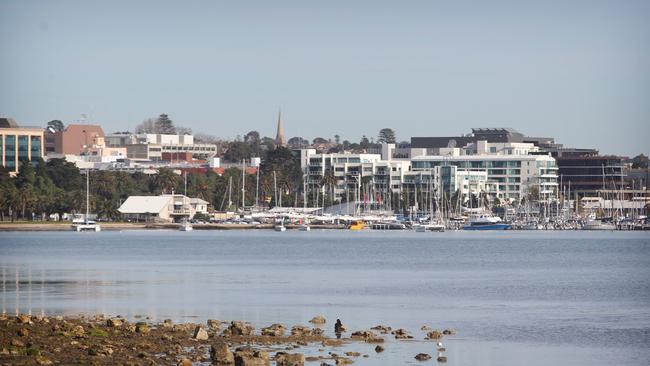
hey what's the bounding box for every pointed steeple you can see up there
[275,109,286,147]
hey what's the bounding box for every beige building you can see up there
[0,118,44,174]
[118,194,209,222]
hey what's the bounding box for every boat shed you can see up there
[118,194,209,222]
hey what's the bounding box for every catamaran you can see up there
[71,169,100,232]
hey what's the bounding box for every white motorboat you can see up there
[298,224,311,231]
[274,225,287,232]
[463,214,511,230]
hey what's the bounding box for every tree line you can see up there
[0,147,308,222]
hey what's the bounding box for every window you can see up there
[30,136,41,161]
[489,147,497,153]
[4,135,16,169]
[18,135,29,162]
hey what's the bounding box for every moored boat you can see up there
[463,214,511,230]
[371,221,407,230]
[416,223,446,232]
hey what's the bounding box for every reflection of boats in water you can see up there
[348,220,366,230]
[371,221,407,230]
[463,214,511,230]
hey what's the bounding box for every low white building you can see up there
[118,194,209,222]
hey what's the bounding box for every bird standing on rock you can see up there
[334,318,345,338]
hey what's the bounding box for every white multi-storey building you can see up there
[303,152,410,201]
[411,153,558,202]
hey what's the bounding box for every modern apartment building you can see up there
[411,154,558,202]
[0,118,44,174]
[304,152,410,201]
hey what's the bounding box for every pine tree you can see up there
[155,114,176,134]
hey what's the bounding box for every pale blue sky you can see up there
[1,0,648,156]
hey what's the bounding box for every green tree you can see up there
[224,141,253,162]
[155,114,176,134]
[155,168,180,194]
[631,154,649,169]
[377,128,396,143]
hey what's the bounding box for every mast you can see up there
[255,167,260,210]
[228,176,232,209]
[241,159,245,209]
[303,175,307,209]
[86,168,90,221]
[273,171,278,207]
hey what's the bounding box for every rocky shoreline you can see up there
[0,314,455,365]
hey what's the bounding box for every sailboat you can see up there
[72,169,101,232]
[179,171,193,231]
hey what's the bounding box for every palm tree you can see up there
[320,169,337,207]
[155,168,180,194]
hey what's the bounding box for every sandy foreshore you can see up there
[0,223,345,231]
[0,314,453,365]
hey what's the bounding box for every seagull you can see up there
[437,342,443,348]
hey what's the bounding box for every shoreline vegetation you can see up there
[0,313,454,365]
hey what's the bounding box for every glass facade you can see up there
[30,136,41,161]
[5,135,16,170]
[18,135,29,163]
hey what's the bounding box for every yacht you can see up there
[463,213,511,230]
[179,219,193,231]
[274,224,287,232]
[298,224,311,231]
[582,214,616,230]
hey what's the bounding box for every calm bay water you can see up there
[1,230,649,365]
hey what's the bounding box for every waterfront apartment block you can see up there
[304,152,410,200]
[0,118,44,174]
[402,166,489,202]
[411,154,558,202]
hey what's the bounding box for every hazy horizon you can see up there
[1,0,648,156]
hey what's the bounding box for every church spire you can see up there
[275,109,286,147]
